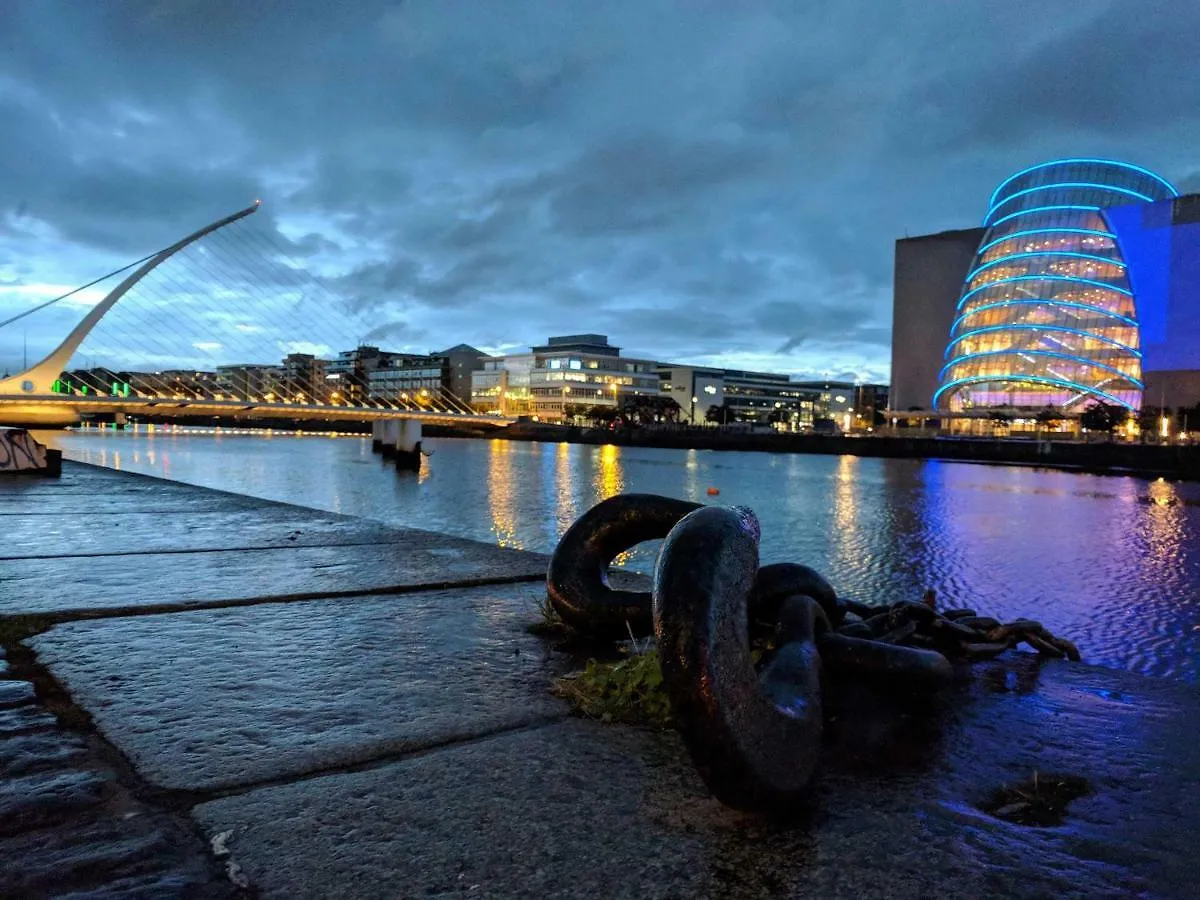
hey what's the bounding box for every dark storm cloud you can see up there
[2,0,1199,380]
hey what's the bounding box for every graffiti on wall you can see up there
[0,429,49,472]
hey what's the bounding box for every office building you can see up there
[656,365,886,431]
[326,344,488,407]
[439,344,490,403]
[471,334,660,420]
[656,365,724,424]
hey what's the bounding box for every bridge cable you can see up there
[0,249,161,332]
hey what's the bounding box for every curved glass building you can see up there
[934,159,1178,414]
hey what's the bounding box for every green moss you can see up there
[981,772,1091,826]
[552,650,673,728]
[525,595,572,638]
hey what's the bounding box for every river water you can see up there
[37,427,1200,683]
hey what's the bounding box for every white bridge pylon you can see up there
[0,202,511,428]
[0,203,262,398]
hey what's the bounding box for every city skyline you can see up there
[3,2,1200,384]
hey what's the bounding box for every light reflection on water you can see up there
[38,429,1200,683]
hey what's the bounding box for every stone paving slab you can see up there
[192,660,1200,899]
[0,461,265,514]
[0,462,538,571]
[0,463,548,618]
[0,506,456,560]
[1,532,548,616]
[30,583,567,791]
[0,461,126,490]
[0,491,266,517]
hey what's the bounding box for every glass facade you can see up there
[935,159,1177,413]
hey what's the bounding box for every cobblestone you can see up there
[0,702,57,735]
[0,731,87,776]
[0,669,238,897]
[0,769,107,837]
[2,822,168,894]
[0,678,36,708]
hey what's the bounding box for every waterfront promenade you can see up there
[2,462,1200,897]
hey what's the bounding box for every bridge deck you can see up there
[0,394,512,427]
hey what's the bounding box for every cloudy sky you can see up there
[2,0,1199,382]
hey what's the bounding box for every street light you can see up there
[691,395,698,424]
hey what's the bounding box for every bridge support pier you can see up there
[394,420,422,472]
[371,420,384,454]
[377,420,400,459]
[114,412,127,431]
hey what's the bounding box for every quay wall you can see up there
[424,423,1200,481]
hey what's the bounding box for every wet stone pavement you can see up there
[0,644,237,897]
[2,461,1200,898]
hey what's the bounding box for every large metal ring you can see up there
[547,493,701,639]
[654,505,826,814]
[817,633,953,685]
[753,562,845,628]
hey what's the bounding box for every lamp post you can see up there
[562,385,571,423]
[691,395,698,425]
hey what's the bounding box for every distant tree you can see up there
[562,403,587,424]
[1080,400,1129,437]
[1035,407,1061,426]
[1175,402,1200,436]
[1137,405,1170,441]
[706,401,736,426]
[1035,407,1062,436]
[660,396,682,424]
[619,395,682,426]
[585,405,619,427]
[988,409,1013,434]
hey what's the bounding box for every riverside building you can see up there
[891,158,1200,430]
[470,334,660,421]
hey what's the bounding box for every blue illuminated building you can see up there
[890,159,1200,420]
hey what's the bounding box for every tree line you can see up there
[985,400,1200,437]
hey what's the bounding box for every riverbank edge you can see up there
[6,462,1200,897]
[424,422,1200,481]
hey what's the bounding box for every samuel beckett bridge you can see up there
[0,202,511,432]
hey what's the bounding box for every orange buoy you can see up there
[706,487,720,496]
